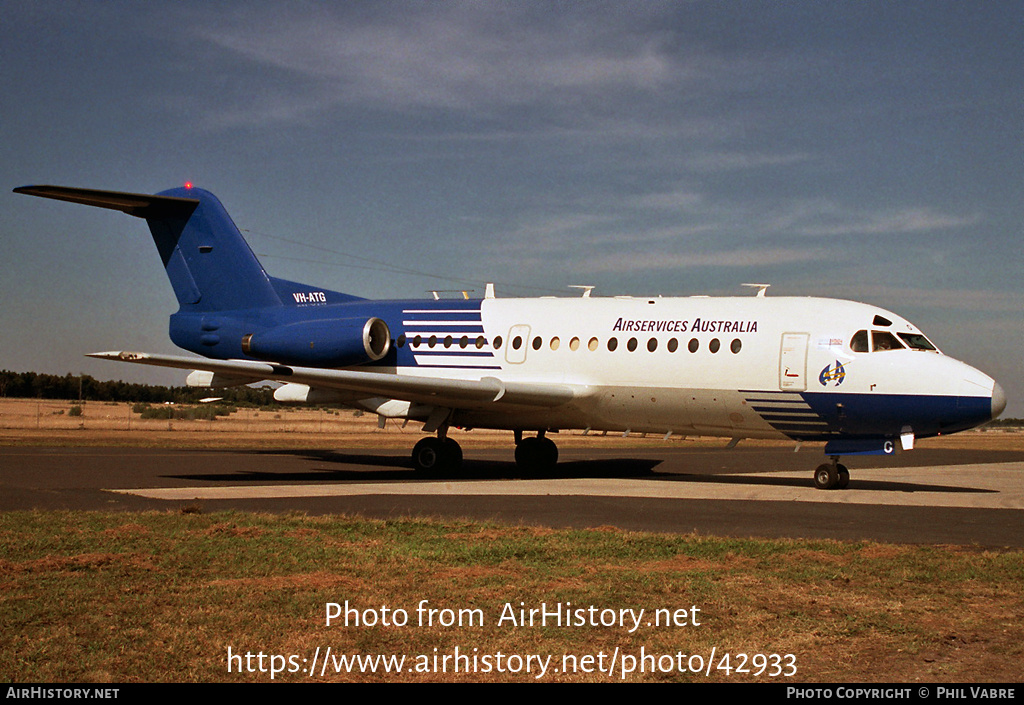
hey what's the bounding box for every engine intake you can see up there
[241,317,390,367]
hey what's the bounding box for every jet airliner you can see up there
[14,184,1006,489]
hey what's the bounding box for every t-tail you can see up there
[16,184,290,311]
[14,184,363,359]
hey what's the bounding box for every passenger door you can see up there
[779,333,809,391]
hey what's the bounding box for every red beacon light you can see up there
[184,181,193,190]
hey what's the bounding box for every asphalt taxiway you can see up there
[2,445,1022,546]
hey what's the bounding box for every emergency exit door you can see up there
[505,324,532,364]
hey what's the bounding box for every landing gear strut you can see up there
[813,456,850,490]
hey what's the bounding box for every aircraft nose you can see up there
[991,381,1007,420]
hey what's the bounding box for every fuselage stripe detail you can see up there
[743,391,830,440]
[758,414,828,423]
[414,364,503,370]
[403,320,485,327]
[404,330,486,337]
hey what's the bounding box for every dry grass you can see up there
[1,397,1021,451]
[1,511,1022,683]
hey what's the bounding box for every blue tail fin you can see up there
[147,185,282,311]
[15,184,284,312]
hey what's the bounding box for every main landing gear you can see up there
[410,428,560,474]
[513,430,558,473]
[411,435,463,473]
[813,456,850,490]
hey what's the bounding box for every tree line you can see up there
[0,370,275,406]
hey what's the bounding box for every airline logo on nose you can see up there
[819,361,846,386]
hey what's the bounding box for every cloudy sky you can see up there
[2,1,1021,414]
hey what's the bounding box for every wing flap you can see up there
[88,351,580,409]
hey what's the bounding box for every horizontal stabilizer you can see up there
[13,185,199,218]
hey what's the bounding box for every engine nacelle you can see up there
[241,317,391,367]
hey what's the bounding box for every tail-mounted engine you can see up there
[241,317,390,367]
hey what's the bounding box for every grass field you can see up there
[2,510,1022,683]
[1,397,1022,683]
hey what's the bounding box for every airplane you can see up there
[14,183,1007,489]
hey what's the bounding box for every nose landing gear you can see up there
[813,457,850,490]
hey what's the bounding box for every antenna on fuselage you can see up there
[742,283,770,297]
[428,290,474,300]
[569,285,595,298]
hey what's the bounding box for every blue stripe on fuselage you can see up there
[742,389,991,441]
[796,391,991,440]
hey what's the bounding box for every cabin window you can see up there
[667,338,678,352]
[532,336,542,350]
[898,332,937,351]
[688,338,699,353]
[428,335,438,348]
[493,335,503,349]
[607,337,618,352]
[627,338,638,352]
[709,338,721,354]
[413,335,422,348]
[588,337,599,351]
[444,335,453,348]
[569,337,580,351]
[396,334,406,348]
[475,336,486,349]
[512,336,523,350]
[647,337,658,352]
[550,336,560,351]
[459,335,469,348]
[872,331,904,351]
[730,338,742,354]
[850,330,869,352]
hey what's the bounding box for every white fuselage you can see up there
[389,295,999,441]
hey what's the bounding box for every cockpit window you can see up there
[851,330,869,353]
[872,331,904,351]
[854,328,928,352]
[897,332,937,351]
[872,315,892,327]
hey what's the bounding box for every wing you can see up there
[88,351,583,409]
